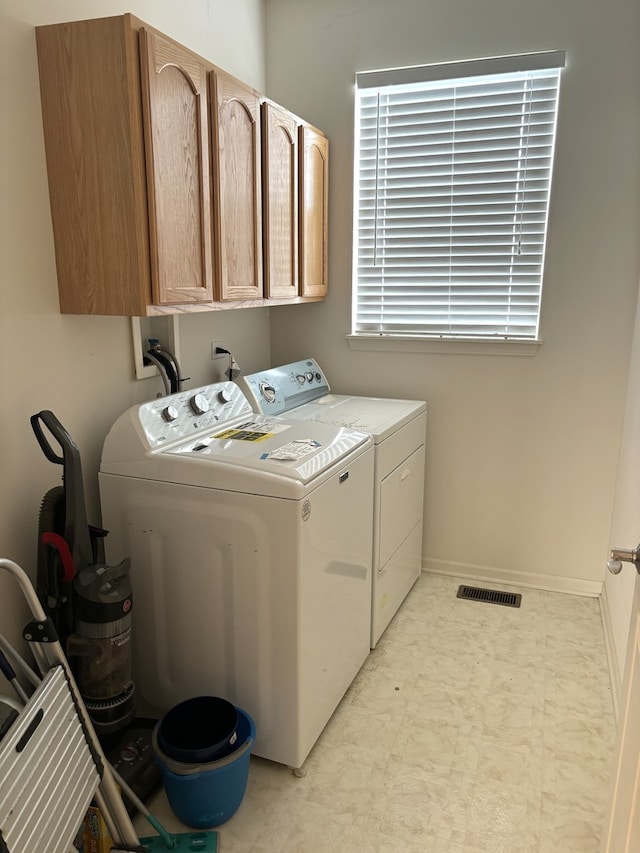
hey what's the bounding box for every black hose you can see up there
[146,348,178,393]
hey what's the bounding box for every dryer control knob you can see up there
[190,393,210,415]
[218,388,232,404]
[260,382,277,403]
[162,405,179,422]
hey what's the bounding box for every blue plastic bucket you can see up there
[156,695,238,763]
[153,706,255,828]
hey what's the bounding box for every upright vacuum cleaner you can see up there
[30,410,136,738]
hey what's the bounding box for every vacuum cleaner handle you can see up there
[30,410,94,573]
[30,410,71,464]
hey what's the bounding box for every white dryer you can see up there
[99,381,374,770]
[238,358,426,648]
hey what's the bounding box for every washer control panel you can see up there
[137,381,254,447]
[238,358,330,415]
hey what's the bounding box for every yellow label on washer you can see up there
[213,427,273,442]
[212,420,287,442]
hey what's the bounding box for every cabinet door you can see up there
[140,28,213,305]
[262,102,298,299]
[211,70,263,301]
[299,125,329,298]
[36,16,152,315]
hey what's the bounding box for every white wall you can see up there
[0,0,269,650]
[265,0,640,593]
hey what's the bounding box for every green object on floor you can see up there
[139,829,218,851]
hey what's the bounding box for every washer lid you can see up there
[162,415,370,486]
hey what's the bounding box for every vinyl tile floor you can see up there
[135,573,617,852]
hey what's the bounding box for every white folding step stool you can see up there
[0,558,141,853]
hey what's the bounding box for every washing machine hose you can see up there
[146,339,186,395]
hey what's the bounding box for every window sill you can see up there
[346,335,542,357]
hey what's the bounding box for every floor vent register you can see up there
[456,585,522,608]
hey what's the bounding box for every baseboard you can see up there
[599,582,622,719]
[423,557,603,598]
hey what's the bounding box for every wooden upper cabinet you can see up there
[211,70,263,302]
[35,14,328,315]
[139,28,213,306]
[299,125,329,299]
[262,101,298,299]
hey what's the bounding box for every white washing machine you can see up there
[238,358,426,648]
[98,381,374,769]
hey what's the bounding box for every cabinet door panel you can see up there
[263,102,298,299]
[212,71,263,301]
[140,28,213,305]
[299,126,329,298]
[36,16,151,315]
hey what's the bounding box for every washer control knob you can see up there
[218,388,232,404]
[260,382,277,403]
[162,405,179,422]
[190,393,210,415]
[296,374,306,385]
[306,372,314,382]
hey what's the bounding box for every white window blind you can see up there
[353,51,565,340]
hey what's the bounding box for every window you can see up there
[352,51,565,342]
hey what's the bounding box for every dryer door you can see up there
[378,445,425,571]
